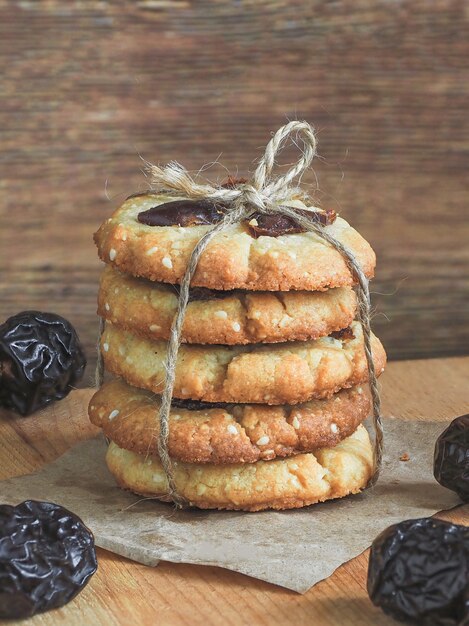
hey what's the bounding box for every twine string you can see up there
[96,121,383,507]
[95,316,105,389]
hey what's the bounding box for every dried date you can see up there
[434,414,469,502]
[0,500,97,619]
[367,517,469,625]
[138,199,228,227]
[0,311,86,416]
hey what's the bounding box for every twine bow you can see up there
[146,120,317,213]
[97,121,383,509]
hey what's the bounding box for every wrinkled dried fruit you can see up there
[367,518,469,625]
[0,500,97,619]
[434,415,469,503]
[0,311,86,416]
[171,397,231,411]
[173,284,231,303]
[247,207,336,238]
[138,199,228,227]
[330,326,355,341]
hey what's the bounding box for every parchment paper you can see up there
[0,418,462,593]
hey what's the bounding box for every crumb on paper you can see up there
[400,452,410,462]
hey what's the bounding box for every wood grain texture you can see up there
[0,357,468,625]
[1,0,469,384]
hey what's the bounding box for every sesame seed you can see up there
[118,346,125,356]
[196,484,207,495]
[105,303,110,311]
[125,356,133,364]
[152,474,160,482]
[146,459,152,466]
[232,322,241,332]
[121,233,127,241]
[357,387,363,394]
[181,388,189,395]
[256,435,270,446]
[288,251,297,259]
[162,256,173,269]
[172,414,181,421]
[330,423,339,433]
[103,342,109,352]
[279,316,290,328]
[214,310,228,320]
[114,287,119,294]
[227,424,238,435]
[149,324,161,332]
[109,409,119,420]
[109,248,117,261]
[146,246,158,256]
[248,218,258,226]
[292,416,300,429]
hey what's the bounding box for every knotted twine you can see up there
[96,121,383,509]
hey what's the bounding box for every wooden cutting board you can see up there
[0,356,468,626]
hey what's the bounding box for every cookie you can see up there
[105,424,374,511]
[94,194,376,291]
[98,266,357,345]
[89,378,370,464]
[101,321,386,405]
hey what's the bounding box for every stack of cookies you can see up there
[89,191,386,511]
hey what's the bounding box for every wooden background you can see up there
[1,0,469,382]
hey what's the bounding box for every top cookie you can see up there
[94,194,376,291]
